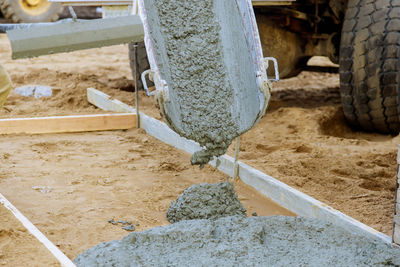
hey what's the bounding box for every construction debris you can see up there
[32,186,52,194]
[15,85,52,98]
[108,218,136,232]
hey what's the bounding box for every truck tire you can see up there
[0,0,62,23]
[128,42,152,91]
[339,0,400,133]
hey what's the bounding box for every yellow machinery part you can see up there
[0,0,62,23]
[18,0,52,16]
[0,64,12,108]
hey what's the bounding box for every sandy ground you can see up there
[0,34,293,262]
[0,128,293,261]
[0,204,59,266]
[226,69,399,236]
[0,35,160,119]
[0,33,398,261]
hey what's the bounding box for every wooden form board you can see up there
[0,113,136,135]
[394,145,400,244]
[87,87,136,113]
[0,193,76,267]
[87,87,392,244]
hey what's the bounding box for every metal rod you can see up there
[68,6,78,21]
[393,148,400,244]
[233,136,240,179]
[133,43,140,128]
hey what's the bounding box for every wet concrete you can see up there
[74,216,400,266]
[75,182,400,266]
[167,182,246,223]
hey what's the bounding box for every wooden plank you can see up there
[396,146,400,245]
[397,144,400,164]
[394,215,400,225]
[0,193,76,267]
[394,224,400,244]
[0,113,136,135]
[396,185,400,208]
[87,87,136,113]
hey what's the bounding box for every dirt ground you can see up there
[0,128,293,261]
[228,69,399,236]
[0,32,398,262]
[0,204,59,266]
[0,35,293,262]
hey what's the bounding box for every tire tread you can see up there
[340,0,400,133]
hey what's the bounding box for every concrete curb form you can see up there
[236,160,392,243]
[0,193,76,267]
[140,112,391,244]
[87,88,392,244]
[393,144,400,244]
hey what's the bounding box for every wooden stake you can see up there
[233,137,240,179]
[393,144,400,245]
[133,43,140,128]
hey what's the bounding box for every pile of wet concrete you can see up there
[74,183,400,266]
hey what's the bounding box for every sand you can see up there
[0,204,60,266]
[74,186,400,266]
[0,32,398,262]
[227,67,399,235]
[0,125,292,261]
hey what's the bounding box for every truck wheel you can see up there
[0,0,62,23]
[128,42,152,91]
[255,12,308,78]
[340,0,400,133]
